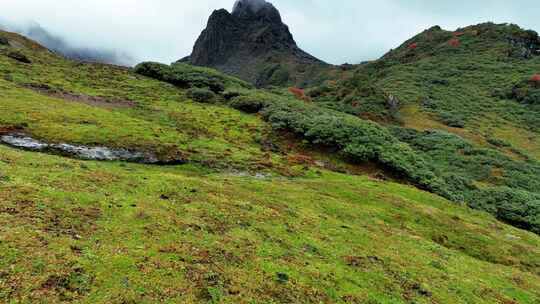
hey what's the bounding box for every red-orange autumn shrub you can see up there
[288,87,311,102]
[289,87,304,99]
[408,42,418,50]
[530,74,540,82]
[287,154,314,165]
[448,38,461,47]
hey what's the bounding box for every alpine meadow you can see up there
[0,0,539,303]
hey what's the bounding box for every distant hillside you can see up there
[0,21,133,66]
[304,22,540,233]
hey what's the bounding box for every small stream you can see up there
[1,134,167,164]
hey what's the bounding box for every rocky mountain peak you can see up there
[180,0,325,87]
[232,0,269,13]
[232,0,281,22]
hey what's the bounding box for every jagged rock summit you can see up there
[180,0,327,87]
[232,0,278,19]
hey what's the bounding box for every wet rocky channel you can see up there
[1,134,185,165]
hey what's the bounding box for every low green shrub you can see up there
[186,88,215,103]
[391,126,540,232]
[134,62,225,93]
[486,137,511,147]
[501,80,540,105]
[229,95,268,113]
[468,187,540,234]
[258,98,451,197]
[222,91,241,100]
[306,84,333,98]
[227,87,540,233]
[257,63,291,87]
[439,111,466,128]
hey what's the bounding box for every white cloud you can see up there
[0,0,538,65]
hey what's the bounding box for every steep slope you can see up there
[3,145,540,304]
[309,23,540,153]
[305,23,540,234]
[180,0,330,87]
[1,29,540,304]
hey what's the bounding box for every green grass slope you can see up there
[304,23,540,234]
[309,23,540,156]
[1,29,540,303]
[2,145,540,304]
[0,30,283,172]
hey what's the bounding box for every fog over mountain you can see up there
[0,0,539,65]
[233,0,271,13]
[0,19,134,66]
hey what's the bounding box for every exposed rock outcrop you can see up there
[508,29,540,59]
[6,51,31,64]
[1,134,186,165]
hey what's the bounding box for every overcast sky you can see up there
[1,0,539,65]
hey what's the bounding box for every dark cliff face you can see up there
[181,1,326,87]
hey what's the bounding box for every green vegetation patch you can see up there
[134,61,251,93]
[1,145,539,303]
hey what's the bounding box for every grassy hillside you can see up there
[2,144,540,304]
[310,23,540,155]
[304,23,540,234]
[1,28,540,303]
